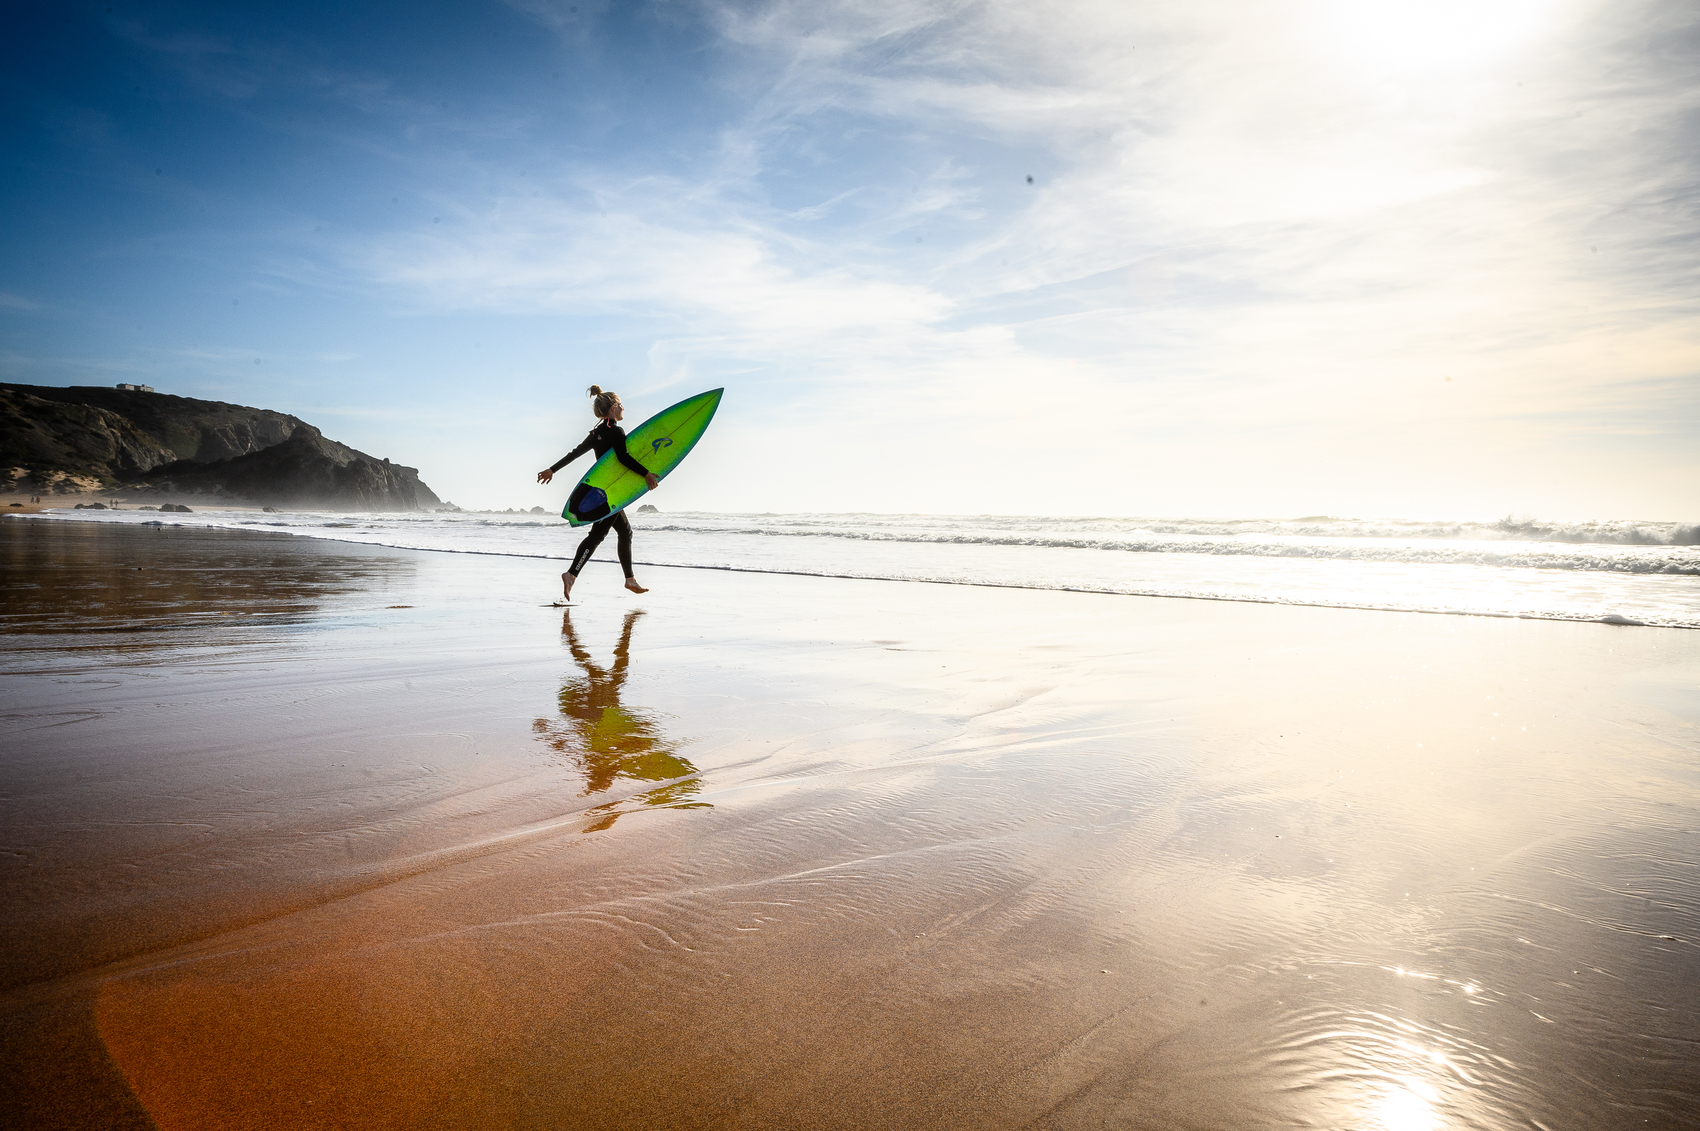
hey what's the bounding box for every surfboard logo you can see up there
[651,437,673,453]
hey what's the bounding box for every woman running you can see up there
[537,385,660,602]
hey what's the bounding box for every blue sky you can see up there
[3,0,1697,517]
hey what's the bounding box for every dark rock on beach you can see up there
[140,426,438,511]
[1,382,440,511]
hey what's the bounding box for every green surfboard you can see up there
[562,388,723,526]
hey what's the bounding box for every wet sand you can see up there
[3,518,1698,1130]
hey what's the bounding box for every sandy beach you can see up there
[3,518,1698,1130]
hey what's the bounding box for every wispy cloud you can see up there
[354,1,1700,433]
[360,182,953,343]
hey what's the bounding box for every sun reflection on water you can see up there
[1374,1079,1442,1131]
[1235,964,1508,1131]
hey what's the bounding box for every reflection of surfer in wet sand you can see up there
[531,608,706,830]
[536,385,659,603]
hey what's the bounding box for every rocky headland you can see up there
[1,383,440,511]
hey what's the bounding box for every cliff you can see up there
[138,425,438,511]
[1,383,440,511]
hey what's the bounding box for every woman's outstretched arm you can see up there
[537,431,598,484]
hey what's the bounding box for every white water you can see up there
[13,508,1700,627]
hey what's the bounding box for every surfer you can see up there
[537,385,661,602]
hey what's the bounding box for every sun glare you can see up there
[1373,1079,1444,1131]
[1325,0,1553,73]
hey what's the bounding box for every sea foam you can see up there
[13,509,1699,628]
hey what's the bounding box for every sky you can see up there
[2,0,1696,518]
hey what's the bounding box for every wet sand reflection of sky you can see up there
[532,608,707,831]
[0,519,415,651]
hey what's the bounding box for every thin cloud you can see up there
[371,4,1693,367]
[355,176,955,345]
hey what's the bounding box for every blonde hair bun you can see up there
[588,385,620,418]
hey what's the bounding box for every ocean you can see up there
[16,508,1700,628]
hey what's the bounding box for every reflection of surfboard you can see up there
[563,388,723,526]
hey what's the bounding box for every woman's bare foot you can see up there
[625,577,649,594]
[561,571,576,602]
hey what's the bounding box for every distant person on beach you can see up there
[536,385,660,602]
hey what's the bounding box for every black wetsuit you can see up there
[548,420,651,579]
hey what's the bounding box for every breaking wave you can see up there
[14,507,1700,628]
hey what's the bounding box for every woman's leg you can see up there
[611,512,648,593]
[571,518,614,576]
[562,517,615,600]
[612,512,635,577]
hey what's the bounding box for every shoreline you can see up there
[7,509,1694,630]
[624,556,1685,629]
[1,495,258,514]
